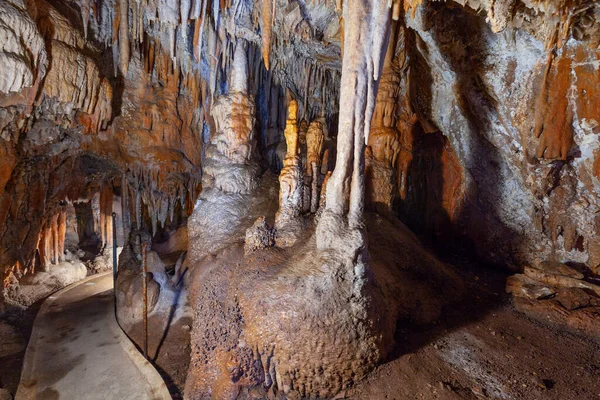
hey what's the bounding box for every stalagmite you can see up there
[51,214,59,265]
[306,119,325,212]
[201,39,260,195]
[100,185,114,248]
[36,228,48,271]
[306,120,324,176]
[275,98,303,226]
[321,148,330,175]
[319,170,332,212]
[311,162,319,213]
[121,174,131,242]
[230,40,248,93]
[366,19,402,212]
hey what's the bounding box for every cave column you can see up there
[57,206,67,262]
[51,214,59,265]
[366,19,402,213]
[197,39,260,202]
[100,185,114,248]
[317,0,393,248]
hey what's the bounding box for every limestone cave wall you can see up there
[0,0,599,397]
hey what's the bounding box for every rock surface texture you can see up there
[0,0,599,398]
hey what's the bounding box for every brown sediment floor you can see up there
[127,314,192,400]
[129,250,600,400]
[349,260,600,400]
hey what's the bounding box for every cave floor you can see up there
[121,250,600,400]
[348,260,600,400]
[3,258,599,399]
[126,310,192,399]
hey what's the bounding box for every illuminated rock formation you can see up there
[1,0,600,398]
[317,0,392,250]
[274,99,303,232]
[366,20,403,213]
[186,40,266,264]
[401,0,600,270]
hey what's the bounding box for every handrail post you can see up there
[112,212,118,317]
[141,240,149,359]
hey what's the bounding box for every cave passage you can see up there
[1,0,600,399]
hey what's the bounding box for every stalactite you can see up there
[81,0,91,38]
[303,63,312,121]
[181,0,191,36]
[112,1,120,77]
[119,0,130,75]
[261,0,273,70]
[193,0,208,61]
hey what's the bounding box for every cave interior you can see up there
[1,0,600,399]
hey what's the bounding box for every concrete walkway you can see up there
[16,272,171,400]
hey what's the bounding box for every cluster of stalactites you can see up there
[86,0,230,76]
[83,0,346,125]
[121,164,201,237]
[402,0,597,45]
[259,0,343,120]
[35,205,68,272]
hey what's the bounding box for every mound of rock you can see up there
[507,262,600,338]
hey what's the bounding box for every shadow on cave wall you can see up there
[401,2,526,271]
[384,2,528,362]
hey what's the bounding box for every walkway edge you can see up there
[108,289,173,400]
[16,272,172,400]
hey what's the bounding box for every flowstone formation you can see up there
[187,42,270,261]
[366,21,403,214]
[399,0,600,271]
[184,2,463,399]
